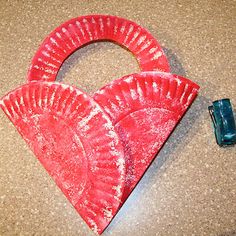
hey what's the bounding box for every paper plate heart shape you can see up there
[0,15,199,234]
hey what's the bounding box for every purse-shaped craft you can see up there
[0,15,199,234]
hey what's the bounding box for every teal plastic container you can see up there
[209,99,236,146]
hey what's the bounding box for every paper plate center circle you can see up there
[18,113,88,202]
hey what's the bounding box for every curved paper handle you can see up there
[27,15,170,82]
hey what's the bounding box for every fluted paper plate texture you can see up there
[94,72,200,201]
[27,15,169,82]
[0,82,126,234]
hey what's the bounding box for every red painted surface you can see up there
[0,82,126,234]
[94,72,200,202]
[0,15,200,235]
[0,72,199,234]
[27,15,169,82]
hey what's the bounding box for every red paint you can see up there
[0,72,199,234]
[94,72,200,202]
[0,15,200,235]
[0,82,126,234]
[27,15,169,83]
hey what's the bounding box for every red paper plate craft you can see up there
[94,72,199,201]
[0,82,126,234]
[0,15,200,235]
[27,15,170,82]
